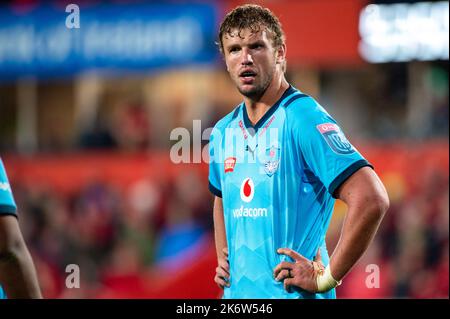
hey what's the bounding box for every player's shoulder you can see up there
[211,103,242,134]
[283,90,331,125]
[283,90,323,116]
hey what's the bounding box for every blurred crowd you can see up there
[11,166,213,298]
[336,164,449,298]
[6,145,448,299]
[1,62,448,298]
[77,101,152,152]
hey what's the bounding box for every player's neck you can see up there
[244,76,289,126]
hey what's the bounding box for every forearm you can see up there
[0,244,42,298]
[213,197,227,260]
[329,201,386,281]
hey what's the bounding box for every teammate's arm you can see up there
[0,215,42,298]
[213,196,230,289]
[328,166,389,281]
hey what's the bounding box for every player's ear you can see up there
[224,59,231,73]
[275,43,286,65]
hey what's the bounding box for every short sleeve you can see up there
[291,98,373,198]
[208,126,223,198]
[0,159,17,215]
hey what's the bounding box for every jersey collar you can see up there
[242,85,296,136]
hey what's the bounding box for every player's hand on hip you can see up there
[273,247,325,293]
[214,247,230,289]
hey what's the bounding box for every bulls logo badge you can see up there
[263,142,280,176]
[316,123,355,155]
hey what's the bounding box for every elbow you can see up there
[0,237,25,263]
[367,191,390,221]
[0,249,19,264]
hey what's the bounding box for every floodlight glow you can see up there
[359,1,449,63]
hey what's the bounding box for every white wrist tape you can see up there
[316,265,342,293]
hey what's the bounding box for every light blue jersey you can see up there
[0,159,16,216]
[208,85,372,299]
[0,158,17,299]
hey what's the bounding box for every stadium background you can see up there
[0,0,448,298]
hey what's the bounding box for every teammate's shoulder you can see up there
[0,158,7,175]
[212,104,241,132]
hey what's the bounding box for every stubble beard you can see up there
[237,70,274,101]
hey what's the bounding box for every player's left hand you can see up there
[273,247,325,293]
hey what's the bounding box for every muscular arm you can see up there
[0,215,42,298]
[329,166,390,281]
[274,166,389,293]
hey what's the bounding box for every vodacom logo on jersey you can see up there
[233,178,268,219]
[240,178,254,203]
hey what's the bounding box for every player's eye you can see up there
[229,46,240,53]
[250,43,264,50]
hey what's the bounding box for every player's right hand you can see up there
[214,247,230,289]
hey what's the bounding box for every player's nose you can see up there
[240,48,254,65]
